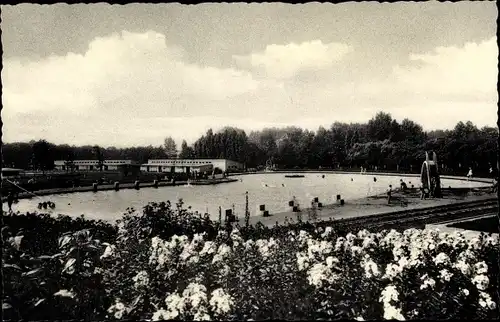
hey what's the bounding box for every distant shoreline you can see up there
[1,178,238,202]
[2,170,491,203]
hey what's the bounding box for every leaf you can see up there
[22,268,43,278]
[2,303,13,310]
[132,295,141,308]
[38,255,52,260]
[34,299,45,307]
[62,258,76,273]
[3,263,22,271]
[12,235,24,250]
[58,235,72,249]
[51,253,65,259]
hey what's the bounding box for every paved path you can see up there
[239,188,496,227]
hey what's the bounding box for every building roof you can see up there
[2,168,24,172]
[146,158,241,164]
[141,163,213,167]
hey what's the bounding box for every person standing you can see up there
[7,192,15,212]
[491,177,498,194]
[466,167,473,181]
[387,185,392,204]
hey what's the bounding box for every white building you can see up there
[141,159,245,174]
[54,160,138,171]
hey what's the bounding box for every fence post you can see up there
[245,191,250,227]
[219,206,222,224]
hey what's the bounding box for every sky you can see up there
[1,2,498,148]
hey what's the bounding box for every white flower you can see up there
[151,236,163,250]
[346,232,356,244]
[256,239,273,258]
[107,300,126,319]
[362,257,380,279]
[212,244,231,264]
[483,234,499,247]
[152,309,170,321]
[420,274,436,290]
[426,240,436,251]
[479,292,497,310]
[182,283,208,309]
[472,275,489,291]
[200,241,216,256]
[439,269,453,282]
[334,237,346,251]
[296,252,310,271]
[382,303,406,321]
[164,293,185,317]
[362,236,376,249]
[325,256,339,268]
[132,270,149,289]
[307,239,333,259]
[307,263,338,288]
[357,229,371,239]
[457,249,476,262]
[54,289,75,299]
[244,239,255,250]
[188,255,200,265]
[461,288,470,296]
[433,252,450,266]
[193,311,212,320]
[469,237,482,250]
[397,256,409,269]
[453,260,471,275]
[380,285,399,304]
[392,244,406,260]
[474,261,488,275]
[100,244,116,259]
[383,263,402,280]
[321,226,334,238]
[351,246,362,257]
[209,288,234,315]
[298,230,310,244]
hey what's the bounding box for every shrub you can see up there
[2,203,499,320]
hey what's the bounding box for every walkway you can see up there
[241,188,497,227]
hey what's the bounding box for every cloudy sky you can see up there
[1,2,498,147]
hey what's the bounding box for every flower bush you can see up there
[2,202,499,320]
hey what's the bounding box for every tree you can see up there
[164,137,177,159]
[64,148,76,172]
[32,140,54,173]
[179,140,195,159]
[92,145,104,171]
[367,112,395,142]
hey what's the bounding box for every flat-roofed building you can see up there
[141,159,244,174]
[54,160,139,171]
[1,168,24,178]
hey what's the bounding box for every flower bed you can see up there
[2,201,499,320]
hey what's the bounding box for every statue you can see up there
[420,151,442,198]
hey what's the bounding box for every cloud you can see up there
[233,40,353,79]
[2,30,260,119]
[391,37,498,102]
[329,37,498,123]
[1,31,497,148]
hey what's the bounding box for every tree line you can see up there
[2,112,498,175]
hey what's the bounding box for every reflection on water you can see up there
[5,173,488,223]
